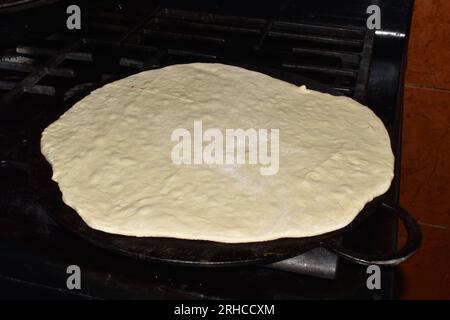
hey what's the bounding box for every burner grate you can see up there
[0,2,374,105]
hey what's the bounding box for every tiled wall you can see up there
[399,0,450,299]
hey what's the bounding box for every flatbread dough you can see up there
[41,63,394,243]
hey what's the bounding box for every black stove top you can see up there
[0,0,414,299]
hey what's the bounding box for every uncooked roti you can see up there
[41,63,394,243]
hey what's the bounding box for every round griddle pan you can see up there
[35,64,421,267]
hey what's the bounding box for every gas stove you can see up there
[0,0,415,299]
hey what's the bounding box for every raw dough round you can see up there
[41,63,394,243]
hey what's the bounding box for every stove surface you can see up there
[0,0,414,299]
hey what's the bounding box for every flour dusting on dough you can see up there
[41,63,394,243]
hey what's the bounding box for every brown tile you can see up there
[400,86,450,227]
[405,0,450,90]
[398,224,450,299]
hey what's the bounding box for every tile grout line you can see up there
[418,220,450,231]
[405,82,450,93]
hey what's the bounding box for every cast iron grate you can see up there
[0,2,373,106]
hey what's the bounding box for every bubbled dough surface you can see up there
[41,63,394,243]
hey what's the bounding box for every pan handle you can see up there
[325,203,421,266]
